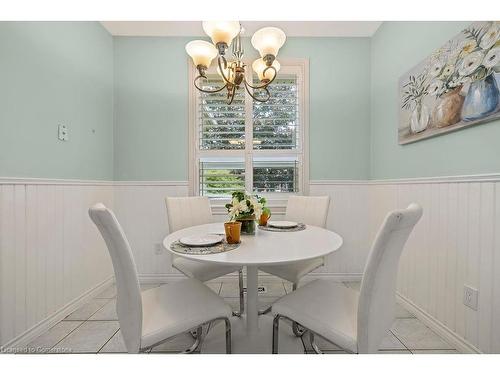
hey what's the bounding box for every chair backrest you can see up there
[88,203,142,353]
[165,196,213,233]
[285,195,330,228]
[357,203,423,353]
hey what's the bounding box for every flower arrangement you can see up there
[225,191,264,221]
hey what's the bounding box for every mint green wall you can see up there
[0,22,114,180]
[113,36,371,181]
[370,22,500,179]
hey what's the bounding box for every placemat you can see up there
[170,240,240,255]
[258,223,306,232]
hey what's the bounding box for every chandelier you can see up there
[185,21,286,104]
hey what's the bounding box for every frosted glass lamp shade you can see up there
[202,21,240,46]
[252,58,280,81]
[185,40,218,68]
[251,27,286,58]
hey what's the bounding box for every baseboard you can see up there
[1,276,114,349]
[138,272,363,285]
[396,293,481,354]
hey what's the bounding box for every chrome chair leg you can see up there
[182,326,203,354]
[309,331,323,354]
[291,283,305,337]
[232,269,245,317]
[223,317,232,354]
[272,314,281,354]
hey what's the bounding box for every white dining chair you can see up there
[259,195,330,331]
[89,203,232,354]
[271,203,423,354]
[165,196,245,316]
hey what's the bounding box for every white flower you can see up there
[480,26,499,49]
[460,39,477,55]
[429,62,444,77]
[237,200,248,213]
[428,80,444,96]
[483,47,500,69]
[441,65,455,77]
[458,51,484,76]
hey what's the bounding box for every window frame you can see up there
[188,57,309,202]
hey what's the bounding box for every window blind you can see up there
[199,158,245,197]
[253,77,299,150]
[199,76,246,150]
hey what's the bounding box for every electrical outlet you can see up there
[154,243,163,255]
[463,285,478,310]
[58,124,69,141]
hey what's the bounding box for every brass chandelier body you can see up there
[186,22,286,104]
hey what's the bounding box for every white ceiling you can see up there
[100,21,382,37]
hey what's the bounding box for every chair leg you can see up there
[309,331,323,354]
[290,283,306,337]
[232,269,245,317]
[272,314,281,354]
[182,326,203,354]
[258,305,272,315]
[224,317,232,354]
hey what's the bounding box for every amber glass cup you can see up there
[224,221,242,244]
[259,212,271,226]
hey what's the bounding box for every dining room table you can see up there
[163,222,343,353]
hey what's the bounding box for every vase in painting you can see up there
[461,74,500,121]
[431,86,464,128]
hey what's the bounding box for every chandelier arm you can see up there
[226,85,237,105]
[194,75,227,93]
[243,66,277,90]
[243,81,271,103]
[217,55,233,85]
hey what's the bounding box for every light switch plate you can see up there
[463,285,478,310]
[58,124,69,141]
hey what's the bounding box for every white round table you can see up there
[163,223,343,353]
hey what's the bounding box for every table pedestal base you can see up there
[201,315,304,354]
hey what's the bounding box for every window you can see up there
[189,59,309,199]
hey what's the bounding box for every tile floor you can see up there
[18,281,459,354]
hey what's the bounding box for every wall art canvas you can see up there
[399,21,500,144]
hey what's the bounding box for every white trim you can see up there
[113,181,189,186]
[310,173,500,185]
[0,177,115,186]
[1,276,114,350]
[397,293,480,354]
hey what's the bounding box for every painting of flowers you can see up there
[399,21,500,144]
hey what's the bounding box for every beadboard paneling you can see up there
[368,181,500,353]
[0,182,113,346]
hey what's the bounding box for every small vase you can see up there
[409,102,430,133]
[431,86,464,128]
[461,74,500,121]
[237,215,256,235]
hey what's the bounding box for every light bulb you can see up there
[202,21,240,46]
[185,40,218,68]
[252,58,280,81]
[251,27,286,58]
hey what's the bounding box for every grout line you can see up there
[97,328,120,353]
[388,330,410,351]
[48,320,86,350]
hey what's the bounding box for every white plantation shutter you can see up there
[199,76,245,150]
[253,76,299,150]
[192,61,308,197]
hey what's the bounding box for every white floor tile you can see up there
[89,299,118,321]
[205,282,222,294]
[343,281,361,291]
[95,284,117,299]
[391,319,454,350]
[140,283,160,292]
[379,331,407,350]
[99,330,127,353]
[150,333,198,353]
[411,349,460,354]
[55,321,119,353]
[64,299,108,321]
[26,321,83,353]
[377,350,412,354]
[223,296,280,312]
[395,303,415,318]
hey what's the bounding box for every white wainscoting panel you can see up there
[0,181,114,346]
[367,179,500,354]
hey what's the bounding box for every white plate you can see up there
[267,221,298,229]
[179,234,223,247]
